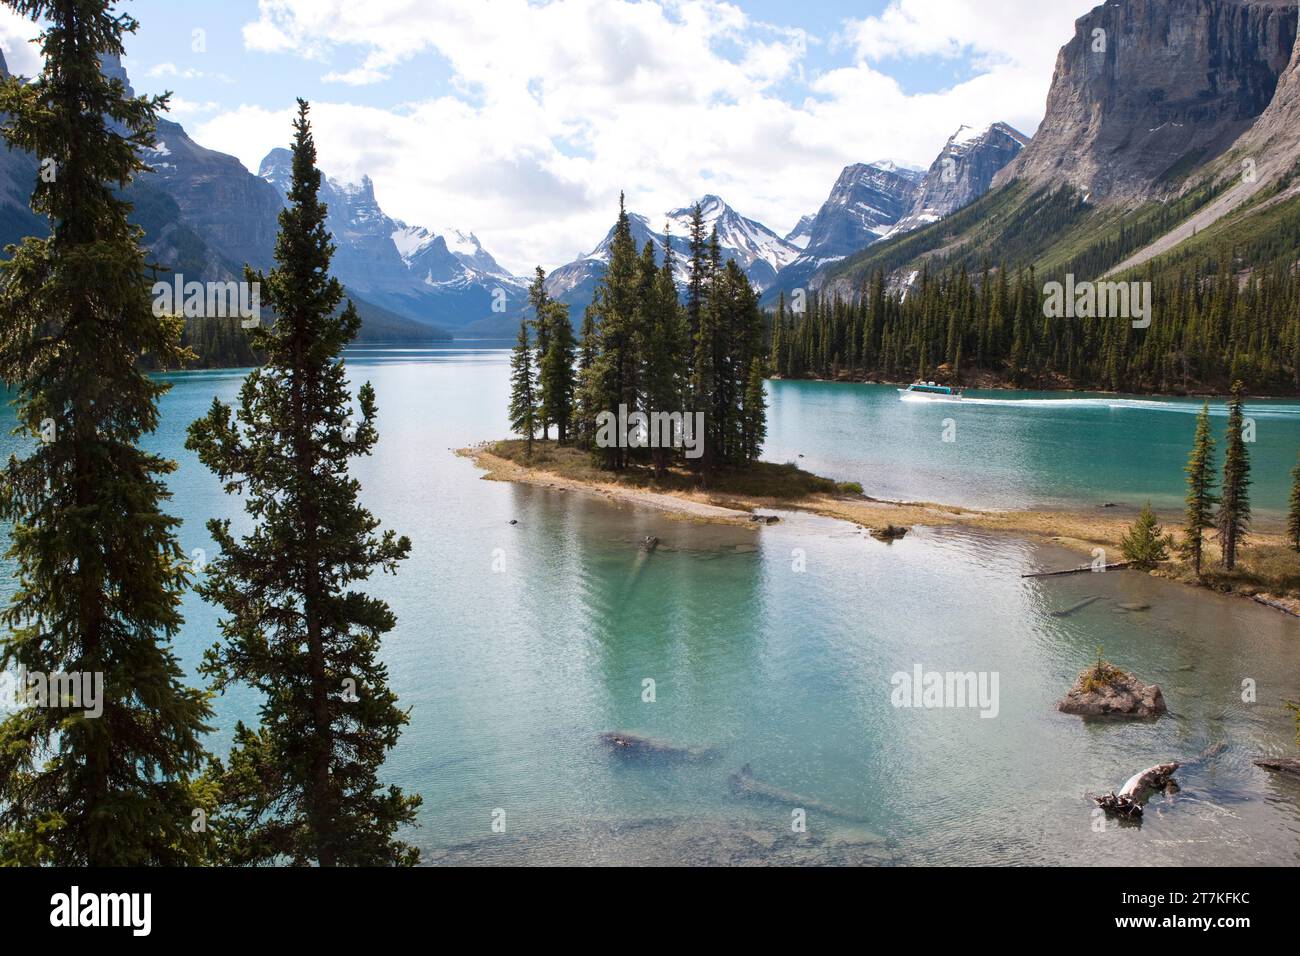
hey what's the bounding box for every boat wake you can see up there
[915,395,1300,417]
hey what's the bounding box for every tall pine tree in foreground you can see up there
[1216,381,1251,571]
[1181,402,1218,577]
[0,0,213,865]
[187,101,418,866]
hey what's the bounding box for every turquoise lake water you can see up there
[3,344,1300,865]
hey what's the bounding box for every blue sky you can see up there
[0,0,1097,273]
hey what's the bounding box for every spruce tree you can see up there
[0,0,213,866]
[1181,401,1218,576]
[528,266,551,438]
[584,195,639,469]
[1121,503,1172,570]
[509,318,539,457]
[641,235,685,477]
[539,299,575,444]
[186,101,419,866]
[1216,381,1251,571]
[741,358,768,463]
[685,202,707,342]
[574,304,598,449]
[1289,452,1300,552]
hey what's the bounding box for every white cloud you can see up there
[216,0,1092,274]
[0,7,42,77]
[321,66,389,86]
[167,96,221,117]
[147,62,234,83]
[846,0,1082,67]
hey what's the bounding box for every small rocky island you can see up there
[1058,658,1166,718]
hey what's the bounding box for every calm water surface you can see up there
[3,344,1298,865]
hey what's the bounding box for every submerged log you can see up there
[728,764,867,822]
[1022,561,1133,578]
[1050,596,1099,618]
[1095,762,1179,818]
[599,731,716,761]
[1187,741,1227,765]
[1254,756,1300,778]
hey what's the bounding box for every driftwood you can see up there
[1049,596,1099,618]
[1254,756,1300,778]
[1095,762,1179,818]
[1022,561,1133,578]
[599,731,716,761]
[728,764,866,822]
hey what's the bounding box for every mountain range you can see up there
[1,50,1029,340]
[545,131,1028,319]
[816,0,1300,300]
[7,0,1295,344]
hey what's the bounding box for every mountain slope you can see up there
[260,148,525,330]
[763,161,923,302]
[816,0,1300,298]
[1106,6,1300,273]
[886,123,1028,237]
[2,55,450,343]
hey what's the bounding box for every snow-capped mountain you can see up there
[259,148,526,328]
[544,194,799,311]
[885,123,1028,238]
[784,215,816,250]
[764,160,924,302]
[665,195,800,288]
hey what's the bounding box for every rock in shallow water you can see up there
[1058,664,1166,718]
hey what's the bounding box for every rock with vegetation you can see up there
[1059,656,1166,718]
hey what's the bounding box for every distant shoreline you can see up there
[767,373,1299,403]
[461,440,1300,618]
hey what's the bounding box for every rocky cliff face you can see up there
[1229,7,1300,178]
[141,117,285,273]
[887,123,1028,237]
[996,0,1299,200]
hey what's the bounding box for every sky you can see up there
[0,0,1099,274]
